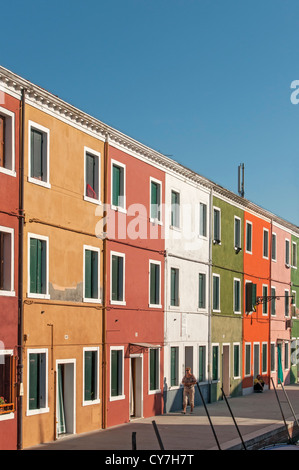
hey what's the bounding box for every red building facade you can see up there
[103,141,165,428]
[0,89,20,449]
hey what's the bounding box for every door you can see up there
[130,356,143,419]
[222,345,230,396]
[185,346,193,372]
[253,343,260,380]
[277,343,283,384]
[56,361,75,437]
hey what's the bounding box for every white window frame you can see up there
[270,342,276,372]
[27,233,50,300]
[271,232,277,262]
[262,342,268,374]
[262,284,268,315]
[0,349,14,421]
[170,189,180,229]
[233,278,241,314]
[263,228,269,259]
[212,273,221,312]
[149,260,162,308]
[26,348,49,416]
[212,344,220,382]
[84,147,101,205]
[28,120,51,189]
[0,225,15,297]
[82,347,100,406]
[234,216,241,251]
[233,343,241,379]
[213,207,221,244]
[148,347,161,394]
[198,271,207,311]
[111,159,126,213]
[285,238,290,267]
[246,221,253,254]
[245,342,251,377]
[199,202,208,238]
[285,289,290,317]
[292,241,297,268]
[271,286,276,316]
[109,346,125,401]
[150,177,163,225]
[0,106,16,177]
[110,251,126,305]
[83,245,101,303]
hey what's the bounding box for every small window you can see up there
[245,343,251,376]
[111,252,125,304]
[212,274,220,311]
[245,282,257,313]
[285,290,290,317]
[234,217,241,250]
[285,239,290,266]
[263,229,269,259]
[292,242,297,268]
[233,344,240,378]
[170,267,179,306]
[199,203,207,237]
[28,234,49,299]
[271,233,277,261]
[171,190,180,228]
[149,261,161,307]
[271,287,276,316]
[111,161,125,210]
[246,221,252,253]
[0,227,14,296]
[198,346,206,382]
[213,207,221,244]
[212,345,219,381]
[110,348,124,399]
[0,107,15,176]
[198,273,206,309]
[0,351,15,415]
[150,178,162,223]
[285,342,289,370]
[270,343,275,372]
[262,343,267,374]
[84,348,100,404]
[170,347,179,386]
[28,350,48,413]
[149,348,160,392]
[262,285,268,315]
[84,148,101,204]
[28,121,50,188]
[84,246,100,302]
[234,278,241,313]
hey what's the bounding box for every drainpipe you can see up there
[208,187,213,402]
[269,219,273,389]
[17,88,25,450]
[102,135,108,429]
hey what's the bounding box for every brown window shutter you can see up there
[0,115,5,167]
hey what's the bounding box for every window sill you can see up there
[28,176,51,189]
[148,389,161,395]
[149,304,162,309]
[149,218,163,226]
[109,394,125,402]
[111,204,127,214]
[110,300,126,306]
[82,399,101,406]
[0,290,16,297]
[27,293,50,300]
[83,297,102,304]
[0,167,16,178]
[0,412,14,421]
[84,195,101,205]
[26,407,50,416]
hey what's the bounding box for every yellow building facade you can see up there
[21,93,105,448]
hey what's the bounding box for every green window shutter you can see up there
[234,345,239,377]
[170,347,178,386]
[112,255,123,301]
[170,268,178,306]
[213,275,219,310]
[85,351,96,401]
[30,238,38,293]
[245,344,251,375]
[31,129,43,180]
[198,346,205,382]
[262,344,267,372]
[111,350,122,397]
[200,203,207,237]
[91,251,98,299]
[86,153,97,199]
[212,346,218,381]
[29,353,38,410]
[198,273,206,308]
[150,263,160,305]
[112,165,121,207]
[234,280,240,312]
[151,182,160,220]
[85,250,92,298]
[150,349,158,390]
[246,283,257,312]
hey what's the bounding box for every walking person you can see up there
[182,367,197,414]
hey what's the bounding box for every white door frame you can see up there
[129,354,143,419]
[56,358,76,438]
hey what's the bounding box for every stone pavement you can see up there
[26,384,299,451]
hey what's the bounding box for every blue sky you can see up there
[1,0,299,225]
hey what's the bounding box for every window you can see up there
[110,348,124,400]
[233,344,240,378]
[150,178,162,223]
[234,217,241,250]
[213,207,221,244]
[28,121,50,188]
[84,246,100,302]
[212,345,219,381]
[111,252,125,304]
[292,291,296,317]
[270,343,275,372]
[285,239,290,266]
[285,342,289,370]
[171,190,180,228]
[262,343,267,374]
[271,233,277,261]
[292,242,297,268]
[263,229,269,259]
[0,226,14,296]
[245,343,251,376]
[262,285,268,315]
[0,351,15,415]
[149,348,159,392]
[170,267,179,307]
[149,261,161,307]
[199,203,207,237]
[28,349,48,414]
[271,287,276,316]
[285,290,289,317]
[234,278,241,313]
[198,346,206,382]
[212,274,220,311]
[111,160,125,210]
[0,106,15,176]
[198,273,206,309]
[28,234,49,299]
[245,281,257,313]
[84,147,101,204]
[84,348,100,404]
[246,221,252,253]
[170,347,179,386]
